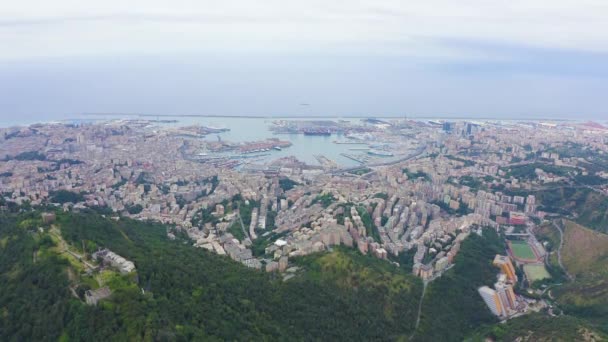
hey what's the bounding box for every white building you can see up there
[478,286,504,317]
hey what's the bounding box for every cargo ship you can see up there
[303,128,332,136]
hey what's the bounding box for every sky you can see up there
[1,0,608,122]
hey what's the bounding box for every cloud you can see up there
[1,1,607,121]
[1,0,608,61]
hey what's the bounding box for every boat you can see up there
[303,128,332,136]
[367,149,394,157]
[273,146,282,151]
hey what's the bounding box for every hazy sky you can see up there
[1,0,608,122]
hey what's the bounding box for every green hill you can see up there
[537,188,608,233]
[412,228,505,342]
[0,209,423,341]
[2,208,606,341]
[468,313,605,342]
[552,220,608,332]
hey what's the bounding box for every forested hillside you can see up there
[0,209,423,341]
[1,208,605,341]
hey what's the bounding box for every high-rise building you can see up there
[524,194,536,214]
[478,286,504,317]
[495,281,517,312]
[493,255,518,283]
[442,122,454,133]
[508,211,526,225]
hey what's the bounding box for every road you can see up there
[329,146,427,175]
[409,281,428,341]
[414,282,427,329]
[552,220,573,281]
[237,213,249,239]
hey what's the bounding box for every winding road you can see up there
[330,146,427,175]
[408,280,430,340]
[552,220,573,281]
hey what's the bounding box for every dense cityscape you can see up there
[1,117,607,340]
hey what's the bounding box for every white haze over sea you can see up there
[1,1,607,122]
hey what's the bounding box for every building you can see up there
[41,212,56,224]
[495,281,517,313]
[478,286,504,317]
[266,261,279,272]
[419,264,433,280]
[524,195,536,214]
[434,256,449,272]
[93,249,136,274]
[509,211,526,225]
[493,254,518,283]
[278,256,288,272]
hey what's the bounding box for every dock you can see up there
[333,140,367,145]
[340,153,367,164]
[314,154,339,169]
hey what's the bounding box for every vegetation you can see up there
[547,141,608,174]
[125,204,143,215]
[347,168,372,176]
[310,193,335,208]
[49,190,85,204]
[227,220,246,241]
[2,203,606,341]
[552,220,608,330]
[468,313,605,341]
[294,248,423,339]
[445,154,475,166]
[574,174,606,186]
[251,230,288,256]
[207,175,219,195]
[523,264,551,283]
[278,178,299,192]
[10,151,47,161]
[191,204,221,228]
[381,215,389,226]
[402,168,430,181]
[389,244,418,273]
[335,203,354,225]
[459,175,484,190]
[110,178,127,190]
[413,228,505,341]
[0,209,426,341]
[38,158,84,173]
[559,220,608,277]
[0,212,74,341]
[432,200,472,216]
[509,240,536,260]
[356,206,381,243]
[266,210,277,230]
[134,171,153,185]
[502,163,576,180]
[541,188,608,232]
[239,199,259,227]
[511,187,608,233]
[373,192,389,200]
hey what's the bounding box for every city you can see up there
[1,117,607,339]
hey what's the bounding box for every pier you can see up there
[340,153,366,164]
[314,155,339,169]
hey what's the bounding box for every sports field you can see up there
[524,264,551,282]
[509,241,537,260]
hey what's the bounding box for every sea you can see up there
[172,116,364,167]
